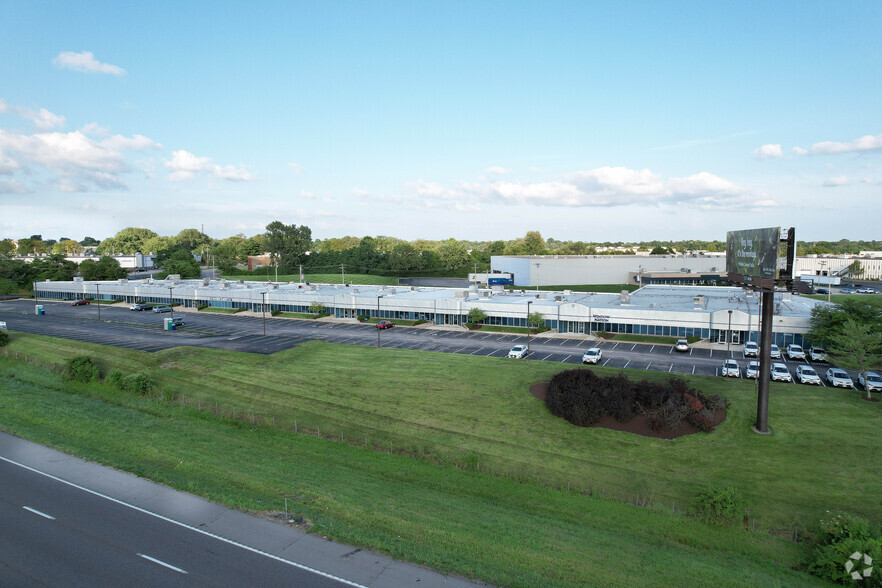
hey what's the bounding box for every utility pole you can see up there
[261,291,267,336]
[168,286,174,320]
[340,264,346,285]
[299,264,304,284]
[727,309,732,360]
[526,300,532,359]
[96,284,101,320]
[377,295,383,348]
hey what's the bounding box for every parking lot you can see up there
[0,299,863,385]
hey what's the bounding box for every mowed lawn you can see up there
[7,332,882,534]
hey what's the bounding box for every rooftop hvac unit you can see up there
[237,280,244,284]
[554,295,562,302]
[563,290,572,295]
[482,291,491,298]
[73,277,83,282]
[455,290,468,298]
[351,288,359,293]
[203,278,210,286]
[167,274,181,282]
[272,284,279,290]
[118,278,127,284]
[619,291,631,303]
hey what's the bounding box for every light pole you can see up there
[526,300,532,360]
[168,286,174,320]
[377,295,383,348]
[727,309,733,361]
[261,291,267,336]
[96,283,101,320]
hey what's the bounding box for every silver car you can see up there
[581,348,602,364]
[721,359,740,378]
[771,363,792,382]
[809,346,827,362]
[786,344,805,360]
[825,368,854,388]
[795,365,821,385]
[769,344,782,359]
[743,342,759,358]
[858,371,882,392]
[507,345,528,359]
[746,360,760,379]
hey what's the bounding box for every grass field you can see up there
[805,293,882,307]
[2,332,879,585]
[244,273,401,285]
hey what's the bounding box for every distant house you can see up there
[247,254,273,271]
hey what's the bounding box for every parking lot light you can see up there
[377,295,383,348]
[96,284,101,321]
[526,300,532,360]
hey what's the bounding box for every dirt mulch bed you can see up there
[529,381,727,440]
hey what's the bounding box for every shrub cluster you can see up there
[0,329,8,348]
[64,356,101,383]
[693,484,744,526]
[105,368,153,396]
[545,369,727,433]
[809,512,882,586]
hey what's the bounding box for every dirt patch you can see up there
[529,381,727,440]
[159,361,176,370]
[251,510,313,530]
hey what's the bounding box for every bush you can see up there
[123,371,153,396]
[693,485,744,526]
[197,304,208,310]
[0,329,8,348]
[64,356,101,383]
[105,369,125,389]
[809,513,881,586]
[817,511,872,546]
[271,309,282,316]
[308,301,326,313]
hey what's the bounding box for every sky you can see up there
[1,1,880,244]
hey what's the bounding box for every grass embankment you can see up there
[198,307,244,314]
[5,336,882,583]
[598,333,701,345]
[804,293,882,307]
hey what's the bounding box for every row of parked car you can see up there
[722,359,881,390]
[742,341,826,362]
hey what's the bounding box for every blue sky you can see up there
[1,1,880,242]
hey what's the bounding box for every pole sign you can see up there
[726,227,793,291]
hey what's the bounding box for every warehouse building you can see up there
[35,278,825,347]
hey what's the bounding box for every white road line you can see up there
[692,366,696,375]
[0,456,366,588]
[541,354,553,361]
[558,340,566,346]
[612,342,619,350]
[468,348,481,355]
[22,506,55,520]
[602,358,611,366]
[630,344,636,351]
[668,364,673,372]
[645,362,651,370]
[649,345,654,353]
[669,347,673,354]
[623,360,630,368]
[138,553,187,574]
[485,351,496,356]
[562,355,571,363]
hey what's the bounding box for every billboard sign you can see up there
[726,227,781,288]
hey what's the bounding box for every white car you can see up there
[786,344,805,360]
[809,346,827,362]
[825,368,854,388]
[769,344,782,359]
[743,342,759,358]
[721,359,740,378]
[674,339,689,352]
[745,360,760,379]
[859,371,882,392]
[795,365,821,385]
[581,348,602,364]
[770,363,792,382]
[507,345,528,359]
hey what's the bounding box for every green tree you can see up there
[79,236,100,246]
[175,228,212,253]
[308,301,327,313]
[528,311,545,328]
[158,250,201,279]
[0,329,8,347]
[16,238,34,254]
[28,254,78,282]
[58,239,84,254]
[97,227,159,255]
[650,246,669,255]
[809,299,882,348]
[523,231,547,255]
[438,239,470,270]
[80,256,128,280]
[210,235,246,271]
[847,260,864,278]
[264,221,312,274]
[828,320,882,400]
[0,240,15,256]
[467,307,487,324]
[387,243,425,272]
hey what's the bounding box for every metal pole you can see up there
[261,291,267,336]
[169,286,174,320]
[727,309,732,359]
[96,284,101,320]
[526,300,532,359]
[755,290,774,434]
[377,295,382,348]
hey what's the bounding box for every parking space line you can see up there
[623,360,630,368]
[631,343,636,351]
[649,345,654,352]
[541,354,553,361]
[692,366,695,375]
[668,363,673,372]
[612,342,619,350]
[602,358,611,366]
[561,355,571,363]
[645,362,651,370]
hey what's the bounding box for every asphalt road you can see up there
[0,458,353,587]
[0,298,851,384]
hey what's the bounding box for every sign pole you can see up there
[754,290,774,434]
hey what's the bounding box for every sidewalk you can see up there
[0,431,479,587]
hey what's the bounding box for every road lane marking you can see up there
[562,355,571,363]
[0,456,366,588]
[602,358,611,366]
[138,553,187,574]
[612,343,619,350]
[541,354,552,361]
[668,364,673,372]
[631,344,636,351]
[649,345,654,352]
[645,362,651,370]
[23,506,55,520]
[468,348,481,355]
[623,360,630,368]
[692,366,696,375]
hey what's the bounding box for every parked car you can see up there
[170,316,184,327]
[770,363,792,382]
[795,365,821,385]
[507,345,528,359]
[856,287,878,294]
[129,303,150,311]
[858,371,882,392]
[825,368,854,388]
[743,341,759,357]
[674,339,689,352]
[71,299,90,306]
[746,361,761,379]
[721,359,740,378]
[769,344,781,359]
[786,344,805,360]
[152,305,173,313]
[375,320,394,329]
[815,288,829,295]
[809,346,828,362]
[838,288,856,294]
[581,347,602,364]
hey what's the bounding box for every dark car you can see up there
[170,316,184,326]
[815,288,829,295]
[152,305,173,313]
[71,299,90,306]
[375,320,394,329]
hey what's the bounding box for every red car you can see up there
[71,299,90,306]
[376,320,394,329]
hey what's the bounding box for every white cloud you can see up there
[79,122,109,136]
[52,51,125,76]
[822,175,850,187]
[288,163,304,173]
[483,166,509,175]
[753,144,783,160]
[164,149,253,182]
[0,99,66,130]
[0,99,9,114]
[0,179,27,194]
[794,132,882,155]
